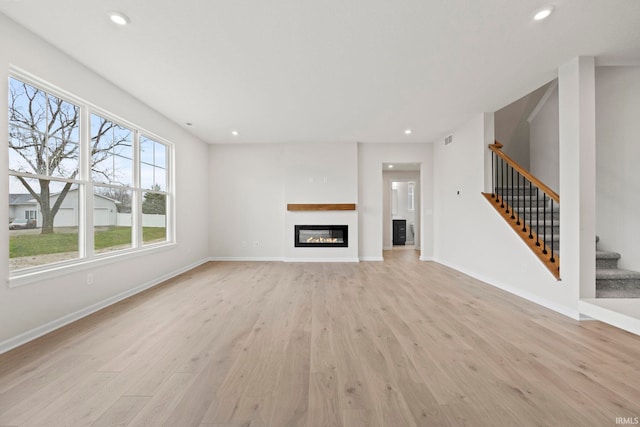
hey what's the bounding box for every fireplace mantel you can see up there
[287,203,356,211]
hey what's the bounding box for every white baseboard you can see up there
[0,258,210,355]
[209,257,360,263]
[433,258,580,320]
[283,258,360,263]
[579,299,640,336]
[209,257,284,262]
[419,256,434,261]
[383,246,393,250]
[360,257,384,261]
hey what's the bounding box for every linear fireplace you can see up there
[295,225,348,248]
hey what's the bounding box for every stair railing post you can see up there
[495,152,500,203]
[491,152,495,199]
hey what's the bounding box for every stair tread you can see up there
[537,234,560,241]
[596,250,621,260]
[525,221,560,226]
[514,207,560,212]
[505,195,550,199]
[596,269,640,280]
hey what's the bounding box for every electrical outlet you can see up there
[87,273,94,285]
[254,241,260,247]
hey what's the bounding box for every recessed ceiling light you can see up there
[109,12,130,26]
[533,5,554,21]
[404,129,412,135]
[231,130,239,136]
[388,164,394,169]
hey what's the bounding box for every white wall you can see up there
[596,66,640,271]
[559,57,596,300]
[209,142,433,262]
[208,144,285,260]
[358,143,433,261]
[530,83,560,193]
[284,143,358,261]
[208,142,358,261]
[494,94,532,169]
[432,112,577,317]
[0,14,210,351]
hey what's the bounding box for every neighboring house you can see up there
[8,194,38,223]
[8,190,119,228]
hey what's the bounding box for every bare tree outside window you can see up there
[8,78,130,234]
[8,75,173,272]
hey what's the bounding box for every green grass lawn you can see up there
[9,226,166,258]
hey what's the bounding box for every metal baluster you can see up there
[535,187,540,247]
[510,167,515,219]
[500,159,505,209]
[528,182,533,239]
[516,172,521,225]
[542,192,548,254]
[522,177,528,233]
[550,200,556,263]
[505,164,510,215]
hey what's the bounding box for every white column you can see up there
[559,57,596,300]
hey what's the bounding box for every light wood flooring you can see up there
[2,250,640,426]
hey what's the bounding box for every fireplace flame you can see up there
[306,237,340,243]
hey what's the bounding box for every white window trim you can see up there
[8,69,176,284]
[8,242,177,288]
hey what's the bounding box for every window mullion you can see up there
[133,130,141,248]
[81,106,93,259]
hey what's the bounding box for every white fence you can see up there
[117,213,166,227]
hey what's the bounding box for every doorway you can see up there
[382,163,420,252]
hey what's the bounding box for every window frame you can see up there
[407,182,415,212]
[7,70,175,287]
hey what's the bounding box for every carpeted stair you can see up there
[596,236,640,298]
[494,188,640,296]
[496,186,560,255]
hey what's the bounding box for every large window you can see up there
[91,114,135,255]
[8,76,173,276]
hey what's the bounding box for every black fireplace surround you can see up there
[295,225,348,247]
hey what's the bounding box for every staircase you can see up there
[485,142,560,279]
[596,236,640,297]
[487,143,640,296]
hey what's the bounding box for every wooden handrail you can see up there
[489,142,559,203]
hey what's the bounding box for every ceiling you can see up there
[1,1,639,145]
